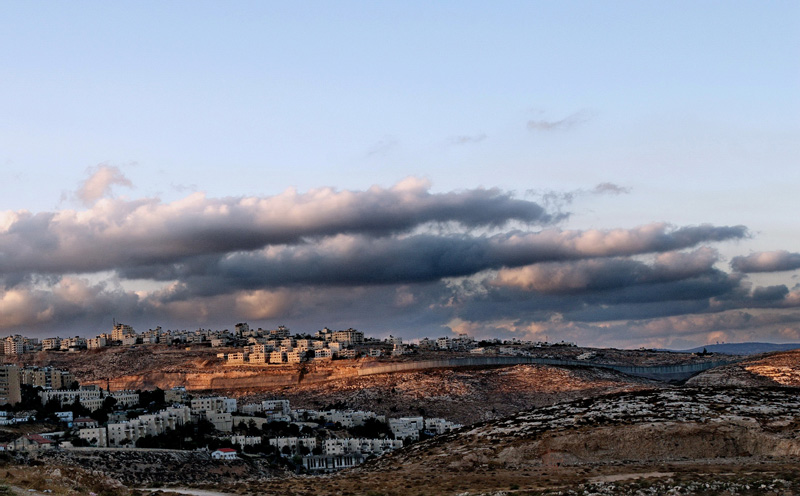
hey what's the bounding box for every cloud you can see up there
[751,285,790,301]
[449,133,487,145]
[527,110,591,132]
[0,178,556,277]
[3,176,798,346]
[76,164,132,206]
[731,250,800,273]
[115,225,745,299]
[492,248,720,294]
[593,182,630,195]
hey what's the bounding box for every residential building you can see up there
[331,328,364,346]
[211,448,237,460]
[302,453,364,472]
[0,365,21,406]
[78,427,108,447]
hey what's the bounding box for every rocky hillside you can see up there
[687,349,800,387]
[32,448,286,486]
[239,364,657,425]
[384,386,800,470]
[250,386,800,496]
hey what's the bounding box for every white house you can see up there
[211,448,237,460]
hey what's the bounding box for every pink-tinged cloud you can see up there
[76,164,132,206]
[731,250,800,273]
[0,178,555,276]
[492,248,719,293]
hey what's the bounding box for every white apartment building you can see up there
[205,411,233,432]
[230,435,261,447]
[78,427,108,447]
[269,436,317,453]
[324,438,403,456]
[389,417,424,441]
[424,418,462,434]
[190,396,236,414]
[262,399,290,415]
[314,348,333,360]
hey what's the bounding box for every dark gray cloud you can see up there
[751,285,791,301]
[0,179,556,277]
[116,225,746,299]
[731,250,800,273]
[492,248,719,294]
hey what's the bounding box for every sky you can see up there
[1,1,799,348]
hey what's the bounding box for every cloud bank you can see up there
[1,174,798,348]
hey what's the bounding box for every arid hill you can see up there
[4,345,660,425]
[236,364,657,425]
[687,349,800,387]
[251,386,800,496]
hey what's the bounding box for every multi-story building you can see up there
[323,437,402,456]
[60,337,87,351]
[269,351,285,364]
[389,417,424,441]
[248,352,268,364]
[190,396,236,414]
[19,366,75,389]
[315,348,333,360]
[424,418,462,434]
[87,336,107,349]
[331,329,364,346]
[78,427,108,447]
[227,352,248,364]
[269,325,291,339]
[111,323,135,341]
[3,336,24,355]
[0,365,21,406]
[269,436,317,453]
[337,348,357,359]
[286,350,304,363]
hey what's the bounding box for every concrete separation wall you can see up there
[356,356,736,381]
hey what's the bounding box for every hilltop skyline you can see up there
[1,2,798,348]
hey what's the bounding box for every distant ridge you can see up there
[674,342,800,355]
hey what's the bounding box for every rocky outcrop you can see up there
[34,449,285,485]
[369,387,800,473]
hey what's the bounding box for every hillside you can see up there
[252,386,800,496]
[4,345,660,425]
[687,349,800,387]
[236,364,657,425]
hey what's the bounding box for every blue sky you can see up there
[1,1,798,348]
